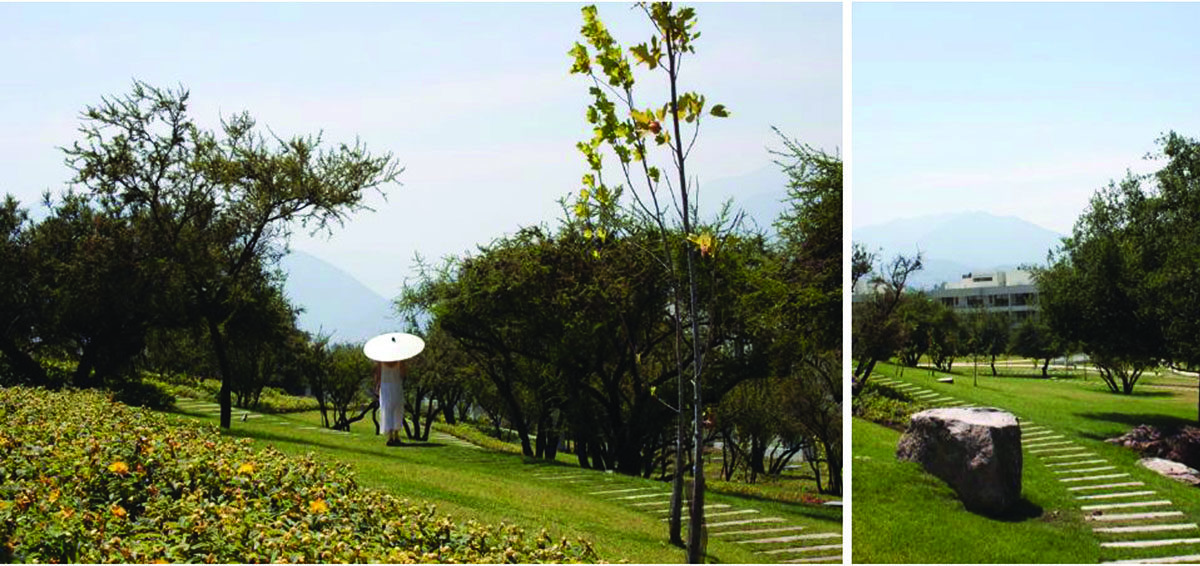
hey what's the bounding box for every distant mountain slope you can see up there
[278,250,399,344]
[854,211,1066,289]
[701,165,792,233]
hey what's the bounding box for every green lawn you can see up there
[855,360,1200,563]
[165,403,841,564]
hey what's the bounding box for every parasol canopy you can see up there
[363,332,425,362]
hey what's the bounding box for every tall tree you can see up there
[64,81,402,428]
[569,3,729,555]
[1036,174,1162,395]
[852,253,922,395]
[0,196,47,385]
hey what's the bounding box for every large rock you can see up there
[1139,457,1200,486]
[896,407,1023,515]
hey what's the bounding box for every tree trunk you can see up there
[1042,358,1050,377]
[72,345,99,389]
[206,316,233,430]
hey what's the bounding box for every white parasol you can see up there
[363,332,425,362]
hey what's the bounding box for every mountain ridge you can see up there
[855,211,1066,289]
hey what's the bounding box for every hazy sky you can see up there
[0,2,841,299]
[854,2,1200,234]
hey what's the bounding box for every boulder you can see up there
[1139,457,1200,486]
[1108,424,1200,470]
[897,407,1023,515]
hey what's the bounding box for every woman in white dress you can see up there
[374,360,407,446]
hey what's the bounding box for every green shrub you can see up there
[109,379,176,411]
[0,387,599,563]
[852,384,933,430]
[147,378,319,414]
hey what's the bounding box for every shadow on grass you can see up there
[205,423,461,464]
[974,497,1044,523]
[1074,411,1196,436]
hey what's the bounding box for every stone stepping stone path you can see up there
[527,467,841,563]
[429,431,482,449]
[873,375,1200,564]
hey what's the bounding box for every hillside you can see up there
[854,211,1066,289]
[278,250,399,343]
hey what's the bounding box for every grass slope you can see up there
[171,404,841,564]
[854,361,1200,563]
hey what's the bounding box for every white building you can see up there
[928,269,1038,320]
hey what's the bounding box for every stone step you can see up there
[1069,482,1146,492]
[660,509,758,522]
[1023,432,1060,440]
[632,500,673,507]
[1086,511,1185,522]
[782,555,842,564]
[1061,473,1131,483]
[707,517,785,529]
[1027,440,1075,449]
[1081,500,1172,511]
[1030,446,1089,454]
[713,526,808,537]
[1055,466,1117,475]
[1078,491,1159,501]
[1043,452,1098,461]
[614,492,670,500]
[1094,523,1199,535]
[1101,537,1200,549]
[590,487,654,495]
[761,544,843,555]
[1104,554,1200,564]
[655,504,732,513]
[735,533,842,544]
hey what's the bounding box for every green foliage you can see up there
[852,254,924,389]
[1031,134,1200,394]
[63,80,402,429]
[148,377,318,414]
[1008,316,1060,377]
[109,379,177,411]
[0,387,598,563]
[851,384,932,430]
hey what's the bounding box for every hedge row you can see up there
[0,387,598,563]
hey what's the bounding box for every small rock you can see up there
[1138,457,1200,486]
[897,407,1023,515]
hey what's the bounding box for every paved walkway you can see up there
[874,375,1200,564]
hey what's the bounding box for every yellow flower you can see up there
[111,504,127,519]
[48,489,60,503]
[688,231,715,257]
[308,499,329,514]
[237,462,255,475]
[108,461,130,475]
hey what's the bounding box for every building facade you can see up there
[927,270,1039,321]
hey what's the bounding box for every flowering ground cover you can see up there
[0,387,597,563]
